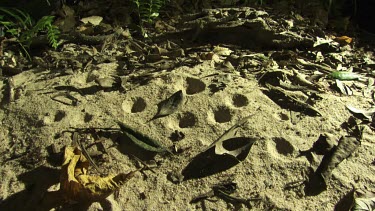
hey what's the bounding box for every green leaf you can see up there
[46,24,60,49]
[328,71,361,80]
[0,7,33,29]
[6,28,19,36]
[0,8,60,60]
[134,0,167,23]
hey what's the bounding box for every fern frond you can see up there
[135,0,167,23]
[28,16,54,37]
[20,15,59,48]
[0,8,60,60]
[0,20,16,28]
[46,24,60,49]
[133,0,141,9]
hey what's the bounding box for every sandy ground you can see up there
[0,54,374,210]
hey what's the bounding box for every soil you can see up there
[0,3,374,211]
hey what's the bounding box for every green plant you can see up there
[0,7,60,59]
[133,0,167,24]
[21,15,60,49]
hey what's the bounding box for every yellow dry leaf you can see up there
[334,35,353,45]
[213,46,232,56]
[80,16,103,26]
[60,146,136,202]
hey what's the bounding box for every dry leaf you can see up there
[334,36,353,45]
[319,136,360,180]
[60,146,136,202]
[305,136,361,196]
[181,137,256,180]
[117,122,172,154]
[80,16,103,26]
[153,45,169,55]
[346,105,375,120]
[151,90,184,120]
[313,36,334,47]
[299,133,336,161]
[213,46,233,56]
[214,137,256,159]
[181,116,256,180]
[336,79,353,95]
[351,190,375,211]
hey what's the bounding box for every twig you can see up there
[130,154,156,174]
[8,77,15,103]
[73,132,103,175]
[296,58,334,74]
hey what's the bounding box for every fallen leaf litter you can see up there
[0,4,374,211]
